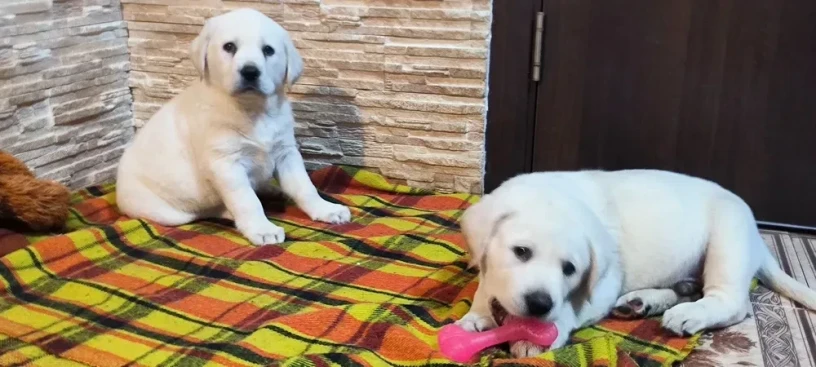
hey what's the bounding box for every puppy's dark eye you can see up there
[562,261,576,276]
[262,45,275,57]
[223,42,237,54]
[512,246,532,262]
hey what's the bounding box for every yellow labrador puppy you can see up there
[458,170,816,357]
[117,9,350,245]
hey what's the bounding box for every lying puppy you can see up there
[457,170,816,357]
[117,9,350,245]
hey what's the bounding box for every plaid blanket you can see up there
[0,166,698,366]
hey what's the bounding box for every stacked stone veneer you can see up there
[123,0,490,193]
[0,0,133,189]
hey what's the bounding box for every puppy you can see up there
[116,9,350,245]
[457,170,816,358]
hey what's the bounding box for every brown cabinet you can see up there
[487,0,816,228]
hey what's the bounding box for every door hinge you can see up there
[532,11,545,82]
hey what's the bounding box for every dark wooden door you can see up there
[531,0,816,227]
[484,0,542,192]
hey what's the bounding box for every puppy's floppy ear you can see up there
[570,222,615,310]
[190,19,213,79]
[460,194,511,270]
[281,31,303,86]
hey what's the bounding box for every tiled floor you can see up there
[683,231,816,367]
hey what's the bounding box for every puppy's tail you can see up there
[757,244,816,310]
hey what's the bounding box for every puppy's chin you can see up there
[232,83,272,97]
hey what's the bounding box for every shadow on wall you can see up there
[0,0,135,189]
[125,1,491,194]
[287,86,365,171]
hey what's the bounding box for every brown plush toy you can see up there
[0,151,70,234]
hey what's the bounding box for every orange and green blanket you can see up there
[0,166,698,366]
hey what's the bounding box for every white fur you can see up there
[458,169,816,358]
[116,9,350,245]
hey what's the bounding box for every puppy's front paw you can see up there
[510,340,545,358]
[662,303,709,336]
[508,326,568,358]
[307,201,351,224]
[455,311,496,332]
[613,294,650,319]
[238,220,285,245]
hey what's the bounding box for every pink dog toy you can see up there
[438,317,558,362]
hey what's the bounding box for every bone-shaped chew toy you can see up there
[438,317,558,363]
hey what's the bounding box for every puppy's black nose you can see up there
[524,291,553,317]
[240,65,261,82]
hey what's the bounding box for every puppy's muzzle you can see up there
[523,291,553,317]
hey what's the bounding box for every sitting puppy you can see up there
[457,170,816,357]
[116,9,350,245]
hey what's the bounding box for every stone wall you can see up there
[123,0,490,193]
[0,0,133,189]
